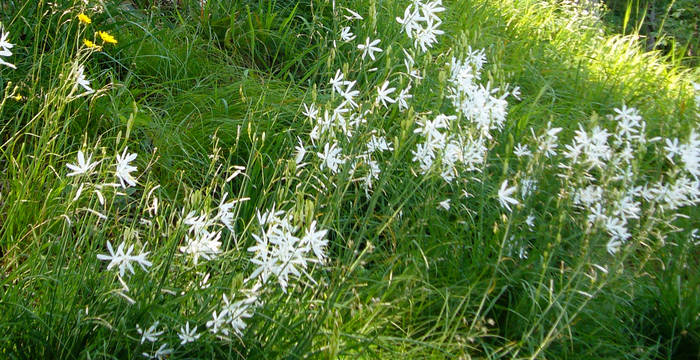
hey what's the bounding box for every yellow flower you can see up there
[78,13,92,25]
[97,31,117,45]
[83,39,102,50]
[12,94,24,101]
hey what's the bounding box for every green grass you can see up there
[1,0,699,358]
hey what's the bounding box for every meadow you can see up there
[0,0,698,358]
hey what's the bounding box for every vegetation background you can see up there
[0,0,698,359]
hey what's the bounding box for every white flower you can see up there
[178,322,201,345]
[420,0,446,22]
[525,214,535,228]
[513,143,531,157]
[396,4,425,38]
[115,148,138,188]
[605,216,630,244]
[403,48,422,80]
[247,208,321,292]
[613,105,642,140]
[343,8,363,20]
[183,210,212,236]
[215,193,238,231]
[299,220,328,263]
[136,321,163,344]
[96,240,152,277]
[438,199,451,210]
[375,81,396,108]
[317,142,345,173]
[329,69,347,94]
[221,293,256,337]
[498,180,519,212]
[413,18,444,52]
[75,65,94,94]
[520,178,537,199]
[396,1,444,51]
[613,105,642,125]
[510,86,521,100]
[294,137,306,164]
[357,37,382,61]
[206,310,228,335]
[366,135,393,153]
[302,103,318,120]
[606,239,623,255]
[179,230,222,265]
[0,26,16,69]
[340,26,356,42]
[446,54,510,138]
[680,129,700,178]
[664,138,681,163]
[575,185,603,207]
[338,80,360,108]
[396,85,413,111]
[66,150,99,177]
[537,124,562,158]
[197,272,211,289]
[411,142,435,173]
[142,343,173,360]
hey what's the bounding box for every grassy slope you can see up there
[0,0,698,359]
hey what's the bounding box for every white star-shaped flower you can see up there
[375,81,396,108]
[497,180,519,212]
[357,37,382,61]
[75,65,94,94]
[0,26,16,69]
[339,26,356,42]
[178,322,201,345]
[66,150,99,177]
[115,147,138,188]
[96,240,152,277]
[136,321,163,344]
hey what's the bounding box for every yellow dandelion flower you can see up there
[12,94,24,101]
[83,39,102,50]
[97,31,117,45]
[78,13,92,25]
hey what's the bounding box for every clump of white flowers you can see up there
[179,189,248,265]
[396,0,446,52]
[410,49,518,183]
[516,104,700,255]
[247,206,329,292]
[29,1,700,358]
[206,290,258,338]
[446,49,513,139]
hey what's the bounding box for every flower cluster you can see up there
[411,50,518,183]
[511,105,700,256]
[247,206,328,292]
[206,290,258,338]
[446,50,516,139]
[396,0,446,52]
